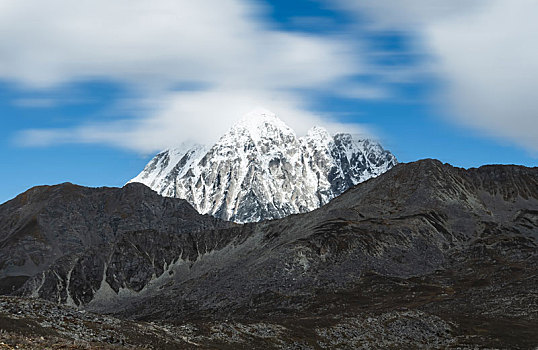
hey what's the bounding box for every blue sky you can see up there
[1,0,537,204]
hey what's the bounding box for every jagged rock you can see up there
[0,182,232,305]
[130,108,397,222]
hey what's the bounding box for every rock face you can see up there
[116,160,538,319]
[130,108,397,222]
[0,182,233,306]
[0,159,537,348]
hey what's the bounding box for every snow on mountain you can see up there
[130,108,397,222]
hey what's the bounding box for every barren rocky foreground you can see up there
[0,159,537,349]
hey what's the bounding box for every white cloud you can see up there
[0,0,359,88]
[1,0,379,152]
[18,89,370,153]
[8,0,536,155]
[334,0,538,153]
[426,0,538,152]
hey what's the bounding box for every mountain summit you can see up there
[130,109,397,222]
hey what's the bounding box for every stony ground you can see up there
[2,264,537,350]
[0,295,461,349]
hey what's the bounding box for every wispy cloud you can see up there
[17,89,372,153]
[2,0,381,152]
[4,0,537,154]
[12,98,56,108]
[332,0,538,153]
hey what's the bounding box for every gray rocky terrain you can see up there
[0,182,233,305]
[0,159,537,349]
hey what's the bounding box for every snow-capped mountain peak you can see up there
[307,125,330,137]
[304,125,333,149]
[225,107,295,145]
[239,107,278,123]
[130,110,397,222]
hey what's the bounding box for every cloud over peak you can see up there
[3,0,537,155]
[3,0,375,152]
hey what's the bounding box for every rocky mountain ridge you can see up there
[0,159,536,348]
[130,108,397,222]
[0,182,233,305]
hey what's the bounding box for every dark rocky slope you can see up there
[0,182,233,305]
[0,159,537,349]
[112,160,537,320]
